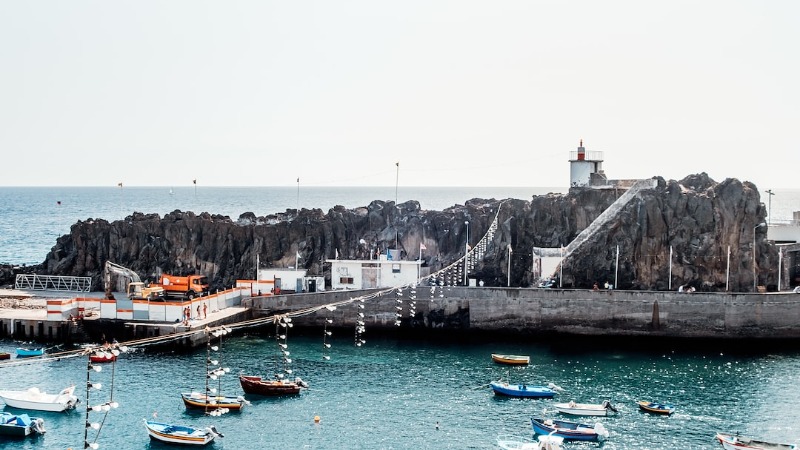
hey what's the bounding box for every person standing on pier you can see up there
[203,303,207,318]
[196,304,201,320]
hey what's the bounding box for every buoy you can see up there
[314,415,321,423]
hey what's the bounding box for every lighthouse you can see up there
[569,140,605,187]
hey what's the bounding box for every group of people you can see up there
[592,281,614,291]
[182,303,208,325]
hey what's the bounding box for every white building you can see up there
[257,268,325,294]
[329,256,422,290]
[569,140,606,187]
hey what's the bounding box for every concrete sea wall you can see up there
[254,287,800,339]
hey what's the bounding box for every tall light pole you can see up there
[507,244,512,287]
[753,222,766,292]
[463,221,469,286]
[395,162,400,249]
[765,189,774,225]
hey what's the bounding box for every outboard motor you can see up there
[208,425,224,438]
[602,400,618,412]
[295,377,309,388]
[32,418,46,434]
[593,423,609,441]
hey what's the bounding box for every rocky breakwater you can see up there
[33,173,776,293]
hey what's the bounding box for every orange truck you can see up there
[157,274,210,300]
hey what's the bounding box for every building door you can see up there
[362,267,378,289]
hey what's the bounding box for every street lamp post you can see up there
[463,221,469,286]
[753,222,766,292]
[765,189,774,225]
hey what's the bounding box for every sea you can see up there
[1,186,800,449]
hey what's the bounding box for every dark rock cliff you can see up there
[27,173,774,293]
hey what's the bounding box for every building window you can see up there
[392,264,401,273]
[339,277,354,285]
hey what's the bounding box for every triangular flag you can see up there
[420,243,427,250]
[335,248,339,259]
[508,244,513,253]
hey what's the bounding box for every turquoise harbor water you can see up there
[1,334,799,449]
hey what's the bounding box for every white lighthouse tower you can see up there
[569,140,605,187]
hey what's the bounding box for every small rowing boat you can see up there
[553,400,617,416]
[144,419,221,446]
[637,400,675,415]
[531,417,609,442]
[15,348,44,358]
[491,354,530,365]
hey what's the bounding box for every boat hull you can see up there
[239,375,303,396]
[490,382,555,398]
[553,402,610,417]
[144,419,215,446]
[90,354,117,363]
[531,417,607,442]
[715,432,797,450]
[181,392,245,411]
[491,354,530,365]
[15,348,44,358]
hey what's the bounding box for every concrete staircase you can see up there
[537,178,658,279]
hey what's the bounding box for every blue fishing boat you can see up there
[531,417,609,442]
[15,348,44,358]
[490,381,556,398]
[0,412,46,437]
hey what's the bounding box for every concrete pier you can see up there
[5,286,800,346]
[252,287,800,339]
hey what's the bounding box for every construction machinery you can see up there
[156,274,209,300]
[104,261,165,301]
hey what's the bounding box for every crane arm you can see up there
[104,261,143,299]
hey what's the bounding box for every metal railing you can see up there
[15,274,92,292]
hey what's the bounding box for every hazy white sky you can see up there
[2,1,798,189]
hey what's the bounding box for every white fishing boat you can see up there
[553,400,617,416]
[0,385,79,412]
[715,432,797,450]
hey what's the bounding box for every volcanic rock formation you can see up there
[27,173,775,293]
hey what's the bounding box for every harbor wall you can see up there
[253,287,800,339]
[0,317,82,342]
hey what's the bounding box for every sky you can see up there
[1,1,798,189]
